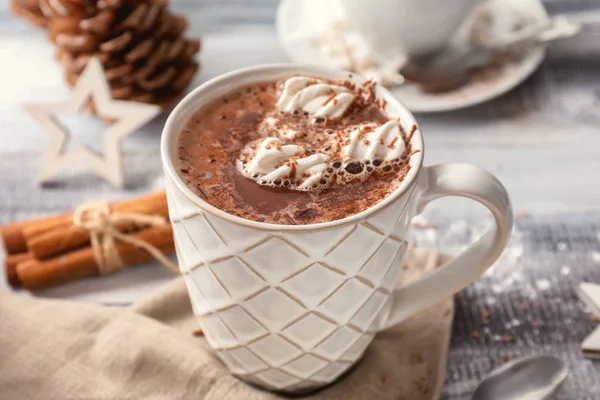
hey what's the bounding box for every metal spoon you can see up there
[400,15,581,93]
[472,355,568,400]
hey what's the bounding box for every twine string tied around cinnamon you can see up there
[72,200,179,274]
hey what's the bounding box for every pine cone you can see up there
[11,0,86,27]
[48,0,200,109]
[11,0,50,27]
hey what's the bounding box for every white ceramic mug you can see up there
[161,64,513,393]
[340,0,479,57]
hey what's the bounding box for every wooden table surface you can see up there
[1,0,600,398]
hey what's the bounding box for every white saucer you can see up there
[277,0,548,113]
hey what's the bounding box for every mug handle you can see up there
[380,163,513,330]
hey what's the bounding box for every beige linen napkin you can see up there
[0,249,453,400]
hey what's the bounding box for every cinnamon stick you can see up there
[16,224,176,290]
[4,252,31,287]
[0,214,68,254]
[25,191,168,260]
[21,192,166,240]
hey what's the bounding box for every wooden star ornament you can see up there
[24,57,161,188]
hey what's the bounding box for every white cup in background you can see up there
[340,0,479,58]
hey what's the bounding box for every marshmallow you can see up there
[240,137,332,191]
[277,77,357,119]
[343,121,405,161]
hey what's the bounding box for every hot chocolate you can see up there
[176,75,417,225]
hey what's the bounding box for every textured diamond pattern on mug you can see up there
[217,306,268,343]
[281,313,337,350]
[240,237,310,285]
[183,275,211,316]
[165,177,415,391]
[312,326,361,360]
[256,369,301,389]
[281,354,328,379]
[311,362,350,383]
[248,334,303,367]
[349,290,389,331]
[242,288,306,332]
[217,350,246,374]
[280,263,345,309]
[358,238,405,287]
[186,266,233,311]
[185,213,231,261]
[391,210,414,240]
[380,244,409,293]
[209,257,267,302]
[171,221,205,270]
[317,279,373,324]
[365,191,411,235]
[281,225,355,257]
[324,224,384,275]
[227,347,268,373]
[340,334,373,362]
[204,210,268,250]
[200,313,239,349]
[165,182,199,218]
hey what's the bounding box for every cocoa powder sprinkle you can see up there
[289,160,297,179]
[407,124,417,142]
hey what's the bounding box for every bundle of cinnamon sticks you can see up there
[2,191,176,290]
